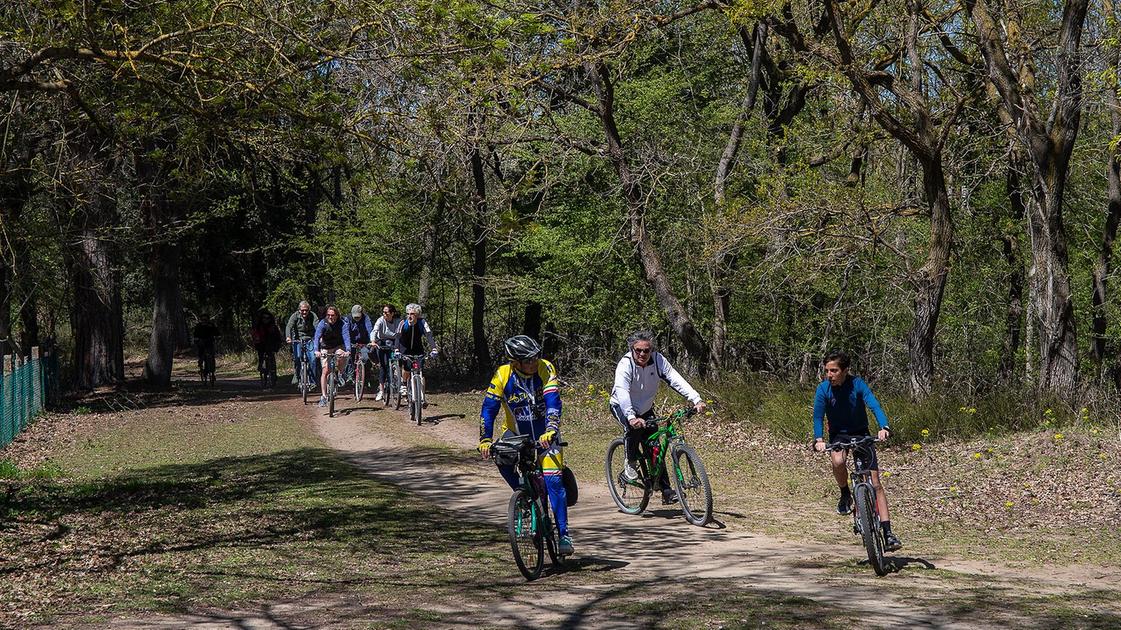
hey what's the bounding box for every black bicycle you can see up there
[489,434,567,580]
[825,435,888,576]
[257,349,277,389]
[197,342,216,386]
[295,341,313,405]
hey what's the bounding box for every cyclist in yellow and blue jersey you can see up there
[477,335,573,555]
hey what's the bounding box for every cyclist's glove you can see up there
[477,438,492,454]
[538,430,556,446]
[429,349,439,359]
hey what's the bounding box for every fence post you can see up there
[31,347,41,416]
[1,354,8,447]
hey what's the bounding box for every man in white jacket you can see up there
[609,330,706,504]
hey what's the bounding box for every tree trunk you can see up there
[966,0,1089,399]
[588,60,709,374]
[1091,3,1121,380]
[70,221,124,389]
[0,254,10,357]
[998,155,1027,385]
[144,239,182,388]
[905,159,953,398]
[468,113,492,370]
[709,23,766,369]
[523,301,542,341]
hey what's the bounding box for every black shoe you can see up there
[662,490,678,505]
[884,532,902,552]
[837,491,853,515]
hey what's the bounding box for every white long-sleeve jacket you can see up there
[610,351,701,420]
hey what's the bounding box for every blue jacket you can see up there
[312,318,352,353]
[346,314,373,345]
[813,376,889,439]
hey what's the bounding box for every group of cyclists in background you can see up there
[190,301,902,568]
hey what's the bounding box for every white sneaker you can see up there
[400,385,408,397]
[375,389,384,401]
[623,462,639,482]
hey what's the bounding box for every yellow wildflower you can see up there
[921,429,930,438]
[1054,433,1064,441]
[972,452,982,460]
[1005,501,1014,508]
[911,443,922,452]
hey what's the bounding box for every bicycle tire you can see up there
[671,443,713,526]
[394,366,403,410]
[301,362,309,405]
[411,374,423,425]
[507,489,543,580]
[604,438,651,515]
[328,372,336,418]
[855,483,887,576]
[541,498,565,568]
[355,358,365,402]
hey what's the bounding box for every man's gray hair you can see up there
[405,303,422,315]
[627,330,656,349]
[299,300,310,309]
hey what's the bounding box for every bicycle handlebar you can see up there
[822,435,882,452]
[642,406,698,428]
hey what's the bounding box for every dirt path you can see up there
[299,396,978,629]
[108,384,1120,629]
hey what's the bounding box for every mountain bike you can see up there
[197,342,216,386]
[322,350,350,418]
[825,434,888,576]
[605,406,713,526]
[294,341,313,405]
[400,354,428,425]
[489,434,567,580]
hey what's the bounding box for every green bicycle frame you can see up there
[637,410,689,485]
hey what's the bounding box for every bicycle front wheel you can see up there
[301,362,309,405]
[328,373,337,417]
[355,359,365,401]
[411,375,423,425]
[507,489,544,580]
[855,483,887,576]
[671,443,713,526]
[605,438,650,515]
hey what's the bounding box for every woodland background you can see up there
[2,0,1120,421]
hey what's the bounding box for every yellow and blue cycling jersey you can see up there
[479,360,562,442]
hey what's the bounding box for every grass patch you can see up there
[0,403,511,626]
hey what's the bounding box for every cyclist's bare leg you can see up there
[320,358,330,393]
[829,450,848,489]
[870,470,891,521]
[401,367,412,393]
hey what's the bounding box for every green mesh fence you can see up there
[0,348,58,450]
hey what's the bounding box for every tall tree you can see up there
[964,0,1090,398]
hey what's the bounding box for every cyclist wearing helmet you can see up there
[610,330,706,504]
[394,303,438,408]
[478,335,573,555]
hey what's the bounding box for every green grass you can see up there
[0,405,512,626]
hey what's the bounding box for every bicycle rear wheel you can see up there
[507,489,544,580]
[604,438,651,515]
[855,483,887,576]
[671,443,713,526]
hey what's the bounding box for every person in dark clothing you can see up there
[250,309,284,388]
[812,351,902,551]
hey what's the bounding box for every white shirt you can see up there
[610,351,702,419]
